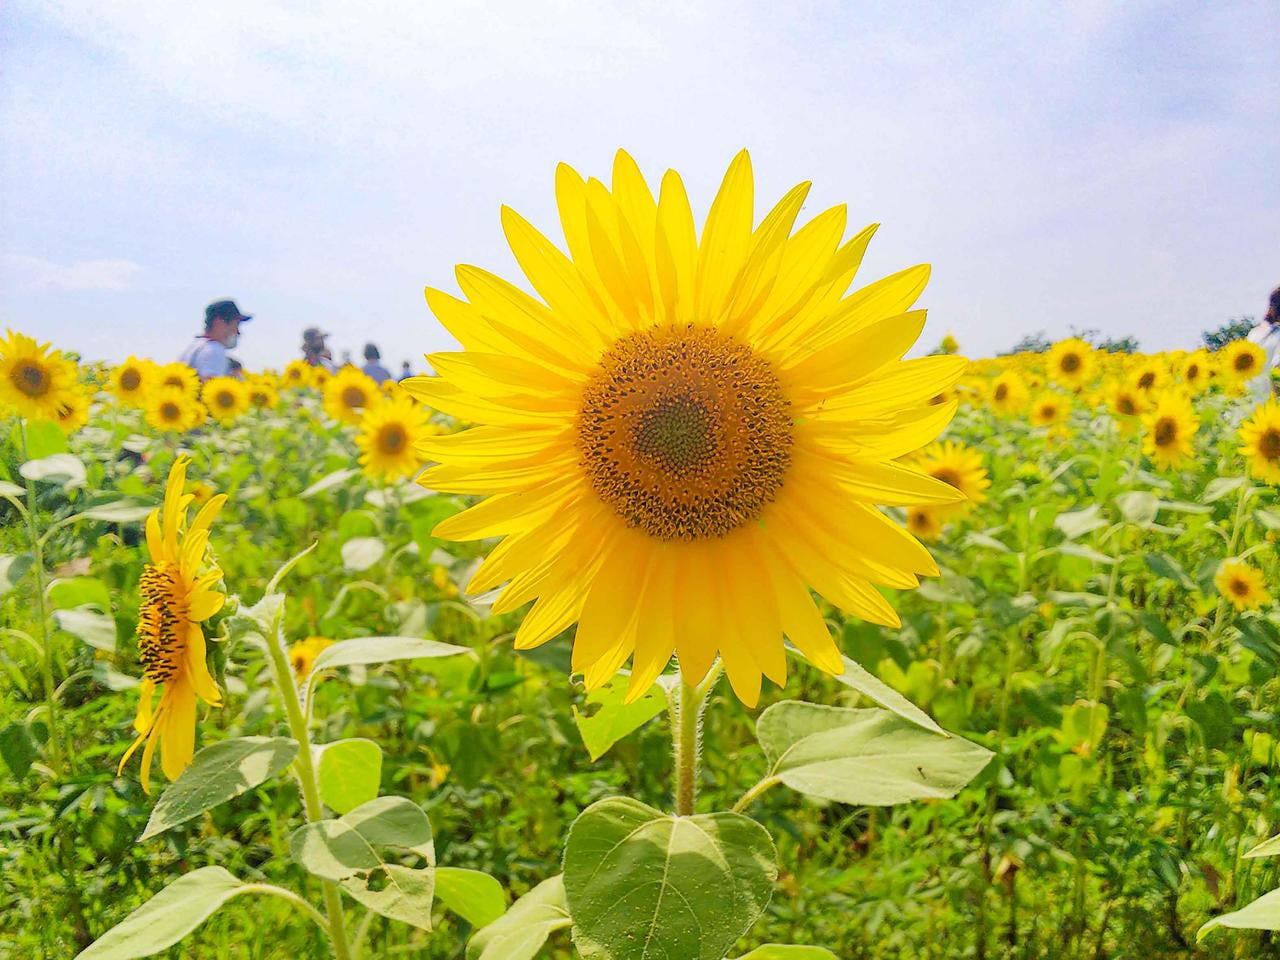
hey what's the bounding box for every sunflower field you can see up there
[3,155,1280,960]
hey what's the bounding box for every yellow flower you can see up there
[938,333,960,355]
[1128,361,1164,394]
[1141,391,1197,471]
[202,377,251,423]
[1239,399,1280,484]
[53,383,93,434]
[246,377,279,410]
[905,507,943,541]
[145,386,206,433]
[1219,340,1266,386]
[283,360,313,389]
[1109,383,1148,420]
[1047,338,1095,388]
[289,636,333,678]
[911,441,989,517]
[1178,350,1212,394]
[355,393,431,482]
[110,356,156,407]
[311,366,332,389]
[989,371,1029,416]
[431,565,459,597]
[0,330,79,421]
[1030,392,1071,427]
[1214,558,1270,612]
[156,362,200,396]
[118,456,227,793]
[409,150,965,705]
[323,367,379,425]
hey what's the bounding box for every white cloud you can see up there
[1,254,144,292]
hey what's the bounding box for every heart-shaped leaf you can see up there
[316,738,382,814]
[291,796,435,929]
[563,797,777,960]
[436,867,506,928]
[572,674,668,761]
[467,875,570,960]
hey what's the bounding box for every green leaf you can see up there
[75,866,254,959]
[73,501,155,523]
[300,467,359,498]
[311,636,471,672]
[290,796,435,930]
[341,536,386,571]
[436,867,506,928]
[1144,553,1195,589]
[53,605,116,652]
[572,674,667,761]
[47,576,112,612]
[1245,834,1280,859]
[1203,475,1246,503]
[733,948,839,960]
[563,797,777,960]
[317,738,382,814]
[1055,504,1107,539]
[1055,543,1115,564]
[22,419,69,459]
[141,736,299,841]
[0,480,23,498]
[1115,490,1160,525]
[756,701,993,805]
[20,453,86,488]
[0,553,34,596]
[0,722,37,779]
[467,875,570,960]
[1198,886,1280,939]
[823,652,944,736]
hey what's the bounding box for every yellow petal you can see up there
[695,150,754,324]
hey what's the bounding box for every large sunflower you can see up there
[1239,399,1280,484]
[407,150,966,704]
[109,355,156,407]
[1141,391,1197,470]
[0,329,79,421]
[357,393,432,482]
[324,366,378,425]
[118,457,227,792]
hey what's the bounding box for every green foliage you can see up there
[1202,316,1256,350]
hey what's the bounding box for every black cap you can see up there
[205,299,252,325]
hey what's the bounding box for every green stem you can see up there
[263,606,353,960]
[673,663,721,816]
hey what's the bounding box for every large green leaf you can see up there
[563,796,777,960]
[756,701,992,805]
[311,636,471,672]
[316,738,382,814]
[46,576,112,611]
[826,653,944,736]
[436,867,506,928]
[141,736,299,840]
[467,875,570,960]
[53,605,116,652]
[76,867,255,958]
[572,674,668,761]
[291,795,435,929]
[733,948,839,960]
[1199,886,1280,939]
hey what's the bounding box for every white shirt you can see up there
[1247,322,1280,403]
[178,337,230,380]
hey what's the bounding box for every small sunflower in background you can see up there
[911,441,989,518]
[1128,360,1164,395]
[323,366,378,425]
[118,456,227,793]
[53,383,93,434]
[1030,392,1071,428]
[906,507,943,541]
[356,393,431,482]
[246,376,279,410]
[311,366,332,390]
[156,362,200,396]
[1047,338,1095,388]
[1218,339,1266,388]
[145,386,206,433]
[937,332,960,355]
[989,371,1029,416]
[1178,350,1212,393]
[109,355,155,407]
[288,636,333,679]
[1214,558,1271,612]
[1141,391,1197,470]
[1109,382,1148,422]
[282,360,313,389]
[202,377,251,424]
[0,329,79,421]
[1239,399,1280,484]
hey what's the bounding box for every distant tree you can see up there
[1097,336,1140,353]
[1202,316,1255,351]
[1002,331,1052,355]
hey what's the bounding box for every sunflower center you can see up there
[161,401,181,422]
[1229,577,1250,598]
[932,468,962,489]
[120,368,142,391]
[378,423,407,454]
[1186,364,1200,380]
[164,375,186,389]
[1260,429,1280,460]
[1235,353,1254,372]
[577,325,792,542]
[342,386,367,409]
[1118,396,1136,415]
[13,362,49,397]
[1060,353,1081,373]
[137,563,187,683]
[216,391,235,408]
[1153,417,1177,446]
[1138,372,1155,390]
[994,383,1008,401]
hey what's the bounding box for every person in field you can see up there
[1247,285,1280,400]
[361,343,392,384]
[302,327,336,372]
[178,299,252,380]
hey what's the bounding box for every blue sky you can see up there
[2,1,1276,372]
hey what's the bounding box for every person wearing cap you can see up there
[302,327,336,372]
[179,300,251,380]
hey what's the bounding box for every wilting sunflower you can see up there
[0,329,79,421]
[1030,392,1071,428]
[1239,399,1280,484]
[1214,558,1271,612]
[145,386,206,433]
[282,360,314,389]
[324,367,379,425]
[202,377,251,423]
[1219,340,1266,387]
[109,356,156,406]
[246,376,279,410]
[118,457,227,792]
[911,441,989,518]
[156,362,200,396]
[1141,391,1197,470]
[53,384,93,434]
[357,393,432,482]
[1047,338,1095,388]
[289,636,333,679]
[408,150,966,704]
[989,371,1029,416]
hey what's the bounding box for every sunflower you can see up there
[1128,360,1164,394]
[0,329,79,421]
[156,362,200,396]
[1178,350,1212,394]
[323,367,379,425]
[1030,392,1070,427]
[407,150,966,705]
[246,376,279,410]
[145,386,206,433]
[990,371,1029,415]
[283,360,313,389]
[1214,558,1271,612]
[202,377,251,423]
[53,383,93,434]
[938,332,960,355]
[906,507,943,541]
[1141,391,1197,470]
[357,393,432,482]
[109,356,156,406]
[118,456,227,792]
[1219,340,1266,386]
[911,441,989,517]
[311,366,332,389]
[1047,338,1095,388]
[1239,399,1280,484]
[289,636,333,678]
[1109,383,1148,420]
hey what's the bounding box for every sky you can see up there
[2,0,1277,372]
